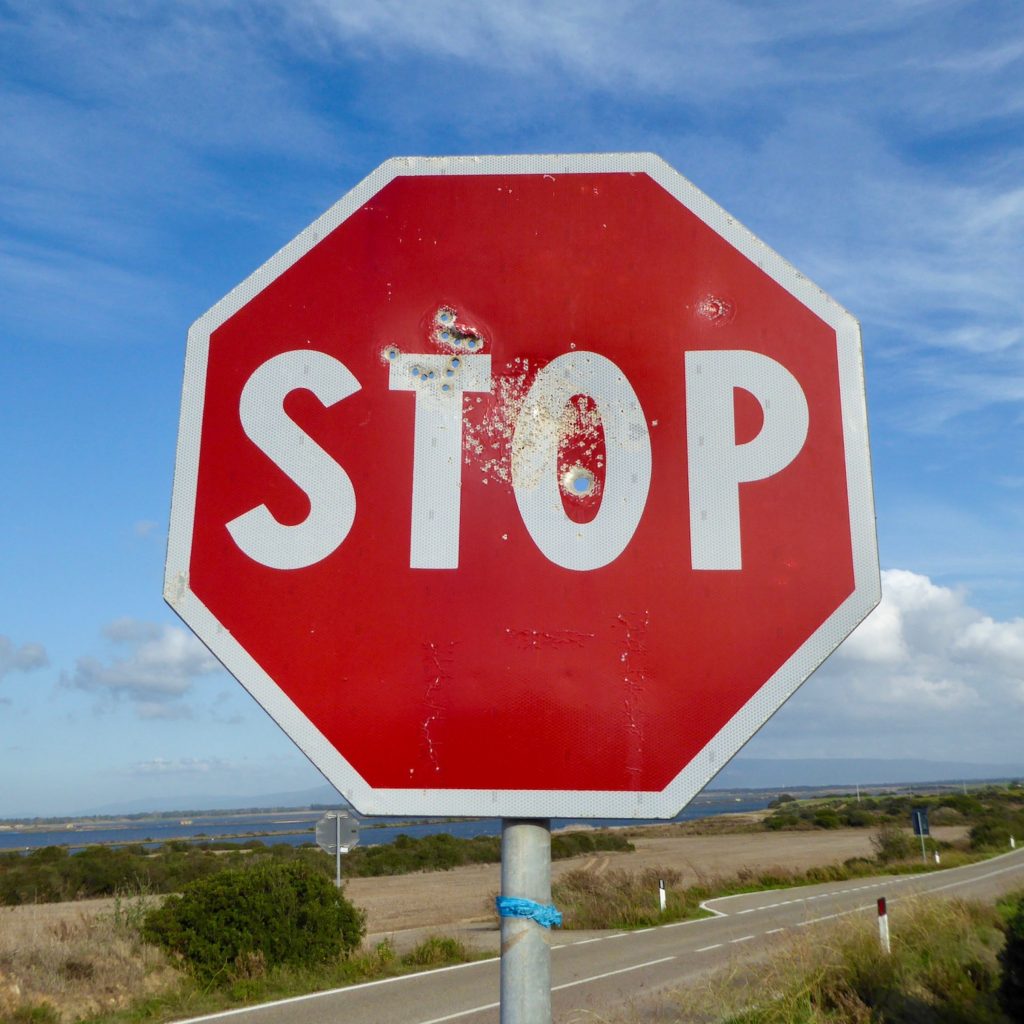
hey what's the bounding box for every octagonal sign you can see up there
[165,153,879,818]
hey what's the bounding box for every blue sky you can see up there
[2,1,1023,817]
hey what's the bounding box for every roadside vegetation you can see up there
[0,829,632,906]
[555,850,976,932]
[4,785,1018,908]
[2,786,1020,1022]
[640,890,1024,1023]
[0,885,477,1024]
[760,785,1024,852]
[552,785,1021,932]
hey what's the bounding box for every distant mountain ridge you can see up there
[74,757,1024,817]
[708,757,1024,791]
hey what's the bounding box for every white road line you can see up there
[766,928,785,935]
[730,935,754,944]
[916,859,1024,897]
[698,902,728,918]
[552,956,677,992]
[798,910,850,927]
[169,956,499,1023]
[418,1001,501,1024]
[695,944,722,952]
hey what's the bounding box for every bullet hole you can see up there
[434,306,485,352]
[562,465,597,498]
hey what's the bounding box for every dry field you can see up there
[0,822,967,1021]
[0,895,178,1021]
[351,821,966,936]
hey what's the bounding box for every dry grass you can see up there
[0,894,180,1023]
[554,867,705,930]
[627,896,1008,1023]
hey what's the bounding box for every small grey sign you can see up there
[316,810,359,854]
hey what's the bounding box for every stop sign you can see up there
[165,153,879,819]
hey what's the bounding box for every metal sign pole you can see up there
[335,814,342,888]
[500,819,552,1024]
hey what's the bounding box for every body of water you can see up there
[0,796,771,854]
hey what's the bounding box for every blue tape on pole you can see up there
[495,896,563,928]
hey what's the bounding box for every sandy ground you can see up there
[2,824,966,954]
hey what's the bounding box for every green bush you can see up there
[342,829,631,877]
[840,808,873,827]
[400,935,468,967]
[142,860,365,984]
[1000,892,1024,1021]
[870,824,915,864]
[812,810,842,829]
[970,810,1024,851]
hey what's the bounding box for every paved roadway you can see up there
[173,847,1024,1024]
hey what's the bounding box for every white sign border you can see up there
[165,152,880,819]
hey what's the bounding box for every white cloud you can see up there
[65,619,222,716]
[0,636,48,680]
[748,568,1024,760]
[293,3,1024,436]
[295,0,774,96]
[955,617,1024,678]
[133,520,161,539]
[131,756,230,776]
[836,569,1024,706]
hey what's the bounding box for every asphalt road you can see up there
[173,847,1024,1024]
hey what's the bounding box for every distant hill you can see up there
[84,784,345,817]
[708,757,1024,791]
[77,757,1024,817]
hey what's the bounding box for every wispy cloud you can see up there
[133,520,161,539]
[0,636,48,681]
[293,1,1024,437]
[131,756,231,776]
[64,618,222,717]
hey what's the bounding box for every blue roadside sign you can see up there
[911,807,930,836]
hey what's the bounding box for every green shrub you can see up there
[970,811,1024,851]
[142,860,365,984]
[342,829,630,878]
[1000,891,1024,1021]
[400,935,468,967]
[841,808,873,827]
[870,824,915,864]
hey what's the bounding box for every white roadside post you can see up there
[877,897,891,954]
[659,878,667,913]
[335,814,342,888]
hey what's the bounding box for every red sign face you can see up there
[166,154,879,818]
